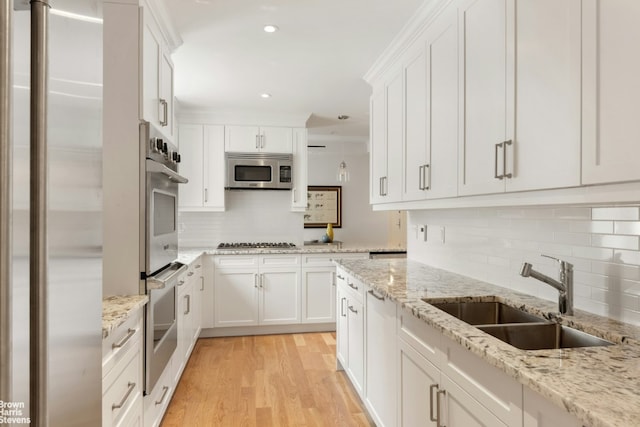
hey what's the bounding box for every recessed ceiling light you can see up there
[263,25,279,33]
[261,93,272,99]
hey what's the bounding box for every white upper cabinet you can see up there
[582,0,640,185]
[508,0,581,192]
[402,45,428,202]
[178,124,225,211]
[457,0,512,197]
[224,125,293,153]
[141,5,174,141]
[370,86,387,204]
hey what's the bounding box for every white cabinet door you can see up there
[224,125,292,153]
[261,126,293,153]
[582,0,640,184]
[141,10,160,128]
[458,0,512,196]
[397,338,439,427]
[386,71,404,202]
[259,269,300,325]
[291,128,308,211]
[159,52,174,139]
[426,4,459,200]
[508,0,581,192]
[346,297,364,395]
[441,374,508,427]
[336,285,349,369]
[370,86,387,204]
[365,288,397,427]
[523,387,581,427]
[200,256,214,329]
[214,268,259,327]
[403,45,429,202]
[178,125,204,208]
[178,125,225,211]
[203,125,225,210]
[301,268,335,324]
[191,262,203,340]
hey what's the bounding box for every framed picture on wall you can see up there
[303,186,342,228]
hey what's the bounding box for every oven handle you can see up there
[147,263,188,290]
[146,159,189,184]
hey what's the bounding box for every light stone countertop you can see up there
[102,295,148,339]
[335,258,640,427]
[179,245,406,258]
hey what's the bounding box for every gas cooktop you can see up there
[216,242,297,250]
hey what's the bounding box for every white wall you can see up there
[408,205,640,326]
[303,139,390,246]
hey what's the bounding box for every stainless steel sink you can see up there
[424,300,546,325]
[478,323,614,350]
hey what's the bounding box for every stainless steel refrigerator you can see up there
[1,1,103,425]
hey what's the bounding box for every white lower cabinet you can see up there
[523,387,581,427]
[397,338,439,426]
[144,354,173,427]
[336,268,365,396]
[364,286,397,427]
[102,311,144,427]
[213,255,300,327]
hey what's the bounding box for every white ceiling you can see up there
[162,0,424,139]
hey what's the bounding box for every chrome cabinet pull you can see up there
[254,274,259,288]
[260,134,265,148]
[195,264,201,269]
[494,142,504,180]
[259,274,264,289]
[436,389,446,427]
[184,294,191,315]
[255,134,260,149]
[503,139,513,179]
[337,274,345,280]
[424,164,430,190]
[159,99,168,126]
[429,384,439,422]
[368,289,384,301]
[204,188,208,203]
[187,271,194,277]
[341,297,346,317]
[419,165,424,190]
[155,385,169,406]
[177,279,185,286]
[200,276,204,291]
[112,382,136,410]
[332,272,336,287]
[347,305,358,314]
[112,329,136,349]
[383,176,388,196]
[379,176,383,196]
[347,281,358,291]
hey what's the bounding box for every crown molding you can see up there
[363,0,452,86]
[143,0,183,51]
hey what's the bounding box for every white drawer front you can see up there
[102,312,143,377]
[103,345,143,427]
[214,255,258,268]
[259,254,300,267]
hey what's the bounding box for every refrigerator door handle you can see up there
[0,0,12,403]
[29,1,50,424]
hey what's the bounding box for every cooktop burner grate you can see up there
[216,242,297,249]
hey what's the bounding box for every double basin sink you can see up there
[424,300,614,350]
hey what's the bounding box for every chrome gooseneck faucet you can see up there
[520,255,574,315]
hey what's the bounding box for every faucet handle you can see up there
[541,254,573,270]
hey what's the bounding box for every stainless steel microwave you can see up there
[225,152,293,190]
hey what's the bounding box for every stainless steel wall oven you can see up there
[139,121,188,394]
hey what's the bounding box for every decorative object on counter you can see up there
[325,223,334,242]
[304,186,342,228]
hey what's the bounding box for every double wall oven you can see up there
[139,121,188,394]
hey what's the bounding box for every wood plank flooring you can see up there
[161,333,374,427]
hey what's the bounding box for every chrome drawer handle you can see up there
[187,271,194,277]
[347,281,358,291]
[436,389,446,427]
[112,328,136,349]
[347,305,358,314]
[429,384,438,422]
[155,386,170,406]
[494,141,504,180]
[368,289,385,301]
[195,264,201,269]
[112,382,136,410]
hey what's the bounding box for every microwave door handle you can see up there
[146,159,189,184]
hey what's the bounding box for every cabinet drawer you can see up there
[144,354,174,427]
[397,307,443,363]
[442,338,523,427]
[214,255,258,268]
[184,256,202,281]
[103,345,143,427]
[259,254,300,267]
[103,311,143,377]
[302,254,335,266]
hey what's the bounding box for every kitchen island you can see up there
[335,258,640,427]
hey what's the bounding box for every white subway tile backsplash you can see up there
[591,234,639,250]
[614,221,640,236]
[409,204,640,326]
[592,207,640,221]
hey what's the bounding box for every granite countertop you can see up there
[179,245,406,257]
[335,258,640,427]
[102,295,148,339]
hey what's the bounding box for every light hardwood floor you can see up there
[161,333,374,427]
